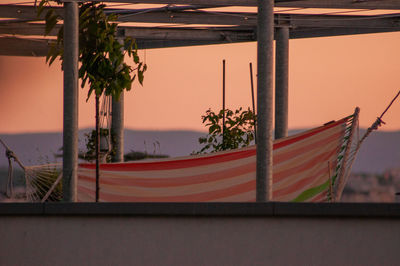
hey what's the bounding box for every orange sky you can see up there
[1,31,400,133]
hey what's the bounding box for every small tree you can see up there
[196,107,256,154]
[38,1,146,99]
[38,1,146,201]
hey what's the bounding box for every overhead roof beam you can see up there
[3,24,400,57]
[71,0,269,7]
[119,12,400,29]
[134,38,251,49]
[116,10,256,25]
[79,0,400,10]
[0,23,60,36]
[276,0,400,10]
[2,5,400,29]
[2,13,400,40]
[0,35,254,56]
[290,27,400,39]
[0,23,255,38]
[280,14,400,29]
[122,26,255,41]
[0,37,49,56]
[1,15,399,40]
[0,5,63,20]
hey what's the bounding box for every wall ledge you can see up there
[1,202,400,217]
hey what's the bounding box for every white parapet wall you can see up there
[1,202,400,265]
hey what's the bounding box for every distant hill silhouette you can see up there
[0,129,205,168]
[0,128,399,174]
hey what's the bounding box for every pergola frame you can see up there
[1,0,399,201]
[1,4,400,54]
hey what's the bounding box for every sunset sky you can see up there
[0,21,400,133]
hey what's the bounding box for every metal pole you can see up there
[95,95,100,202]
[275,26,289,139]
[111,92,124,162]
[111,39,125,162]
[256,0,274,202]
[222,59,226,150]
[249,62,257,143]
[62,1,79,202]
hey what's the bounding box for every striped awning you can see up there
[78,116,354,202]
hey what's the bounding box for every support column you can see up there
[256,0,274,202]
[111,92,124,162]
[62,1,79,202]
[275,26,289,139]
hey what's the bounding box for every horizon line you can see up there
[1,126,400,135]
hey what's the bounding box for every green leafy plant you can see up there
[38,1,147,201]
[196,107,256,154]
[38,1,147,100]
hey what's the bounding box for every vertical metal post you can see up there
[222,59,226,149]
[62,1,79,202]
[256,0,274,202]
[111,38,125,163]
[111,92,124,162]
[275,26,289,139]
[249,62,257,143]
[95,95,100,202]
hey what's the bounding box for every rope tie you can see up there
[371,117,385,130]
[5,148,15,198]
[359,89,400,145]
[6,148,16,161]
[1,137,63,202]
[1,138,26,199]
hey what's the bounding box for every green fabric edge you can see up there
[291,179,329,202]
[290,114,356,202]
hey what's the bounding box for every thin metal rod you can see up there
[256,0,274,202]
[275,26,289,139]
[112,39,125,162]
[249,62,257,143]
[95,94,100,202]
[222,59,226,150]
[62,1,78,202]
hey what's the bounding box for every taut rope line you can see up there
[359,89,400,145]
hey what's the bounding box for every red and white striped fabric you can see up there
[78,117,349,202]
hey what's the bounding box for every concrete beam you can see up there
[76,0,400,10]
[276,0,400,10]
[0,37,49,56]
[111,93,124,162]
[256,0,274,202]
[289,27,400,39]
[1,25,400,57]
[62,1,79,202]
[274,26,289,139]
[2,5,400,29]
